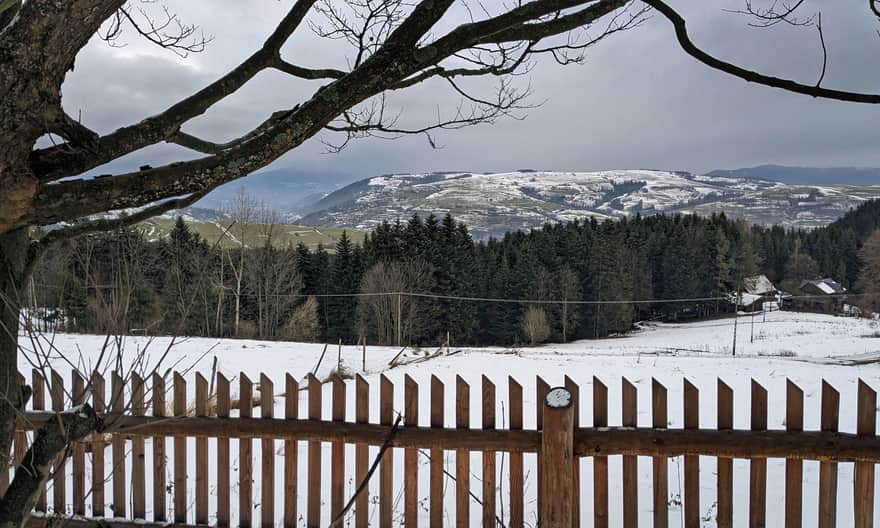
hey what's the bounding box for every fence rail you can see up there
[5,369,880,527]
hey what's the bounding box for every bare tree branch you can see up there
[643,0,880,103]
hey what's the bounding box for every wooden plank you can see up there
[195,374,210,525]
[330,377,345,523]
[564,375,580,528]
[355,375,369,528]
[151,373,165,522]
[307,374,321,528]
[683,379,699,528]
[283,374,298,528]
[260,374,274,528]
[173,373,186,524]
[481,375,496,528]
[508,377,524,528]
[13,373,27,468]
[540,386,575,527]
[785,380,804,528]
[652,379,668,528]
[621,377,637,528]
[217,373,231,528]
[717,379,734,528]
[817,380,839,528]
[379,375,394,528]
[32,370,47,513]
[854,379,876,528]
[131,373,146,520]
[71,371,86,516]
[111,372,127,518]
[455,375,470,528]
[404,375,419,528]
[430,375,444,528]
[536,376,549,517]
[240,373,254,528]
[593,376,608,528]
[51,370,65,515]
[749,379,768,528]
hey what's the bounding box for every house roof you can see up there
[742,275,776,295]
[799,278,846,295]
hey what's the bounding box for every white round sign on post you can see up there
[545,386,572,409]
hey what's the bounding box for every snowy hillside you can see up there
[299,170,880,238]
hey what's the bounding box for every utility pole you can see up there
[750,309,755,343]
[732,283,741,356]
[396,293,402,348]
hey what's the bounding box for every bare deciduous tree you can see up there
[3,0,880,523]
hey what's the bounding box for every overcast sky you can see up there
[61,0,880,182]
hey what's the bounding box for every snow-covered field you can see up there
[16,311,880,527]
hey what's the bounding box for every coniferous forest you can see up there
[27,199,880,347]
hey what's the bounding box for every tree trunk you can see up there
[0,404,100,528]
[0,229,28,477]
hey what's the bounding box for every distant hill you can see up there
[708,165,880,186]
[298,169,880,239]
[195,167,356,218]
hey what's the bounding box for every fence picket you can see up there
[195,373,209,525]
[508,377,524,528]
[173,373,187,524]
[217,373,231,528]
[717,380,734,528]
[71,371,86,516]
[564,375,580,528]
[32,370,46,513]
[379,375,393,528]
[131,373,146,520]
[51,370,65,515]
[355,375,369,528]
[240,373,254,528]
[536,376,549,517]
[455,375,470,528]
[151,373,165,522]
[430,375,444,528]
[855,380,877,528]
[111,372,127,518]
[593,376,608,528]
[683,379,699,527]
[785,380,804,528]
[817,381,839,528]
[404,375,419,527]
[12,373,27,477]
[307,374,321,528]
[652,379,668,528]
[622,377,637,528]
[330,377,345,522]
[260,374,275,528]
[750,380,768,527]
[482,375,496,528]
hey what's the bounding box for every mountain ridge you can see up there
[298,169,880,238]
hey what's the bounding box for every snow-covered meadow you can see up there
[16,311,880,527]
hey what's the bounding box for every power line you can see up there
[27,283,869,306]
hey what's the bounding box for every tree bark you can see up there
[0,229,28,477]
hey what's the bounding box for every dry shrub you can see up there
[238,319,258,339]
[521,306,551,346]
[279,296,320,342]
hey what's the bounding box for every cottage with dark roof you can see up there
[794,278,847,314]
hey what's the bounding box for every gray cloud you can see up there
[60,1,880,181]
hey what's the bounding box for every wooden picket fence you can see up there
[7,369,880,527]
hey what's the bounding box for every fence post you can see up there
[540,386,574,527]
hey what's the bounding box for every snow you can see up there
[14,310,880,527]
[817,282,836,295]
